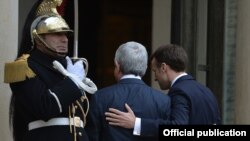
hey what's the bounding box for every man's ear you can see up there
[114,60,119,67]
[161,63,168,72]
[114,60,121,71]
[34,35,45,47]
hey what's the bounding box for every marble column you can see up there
[223,0,237,124]
[0,0,18,141]
[151,0,171,91]
[235,0,250,124]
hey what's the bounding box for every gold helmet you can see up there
[30,0,73,45]
[30,15,73,46]
[36,16,72,34]
[29,0,73,57]
[33,16,73,35]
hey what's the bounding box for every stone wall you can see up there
[0,0,18,141]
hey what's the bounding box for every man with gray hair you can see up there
[85,41,171,141]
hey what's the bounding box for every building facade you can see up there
[1,0,250,140]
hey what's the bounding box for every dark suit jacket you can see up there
[86,78,171,141]
[141,74,221,136]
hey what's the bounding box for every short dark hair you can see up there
[150,44,188,72]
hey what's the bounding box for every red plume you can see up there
[57,0,68,16]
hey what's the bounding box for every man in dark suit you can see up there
[105,44,221,137]
[85,41,171,141]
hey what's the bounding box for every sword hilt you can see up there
[71,57,89,75]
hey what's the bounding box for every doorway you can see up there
[63,0,152,88]
[171,0,224,117]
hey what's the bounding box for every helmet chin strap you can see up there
[32,30,67,57]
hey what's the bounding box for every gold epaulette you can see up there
[4,54,36,83]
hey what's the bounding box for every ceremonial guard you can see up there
[4,0,97,141]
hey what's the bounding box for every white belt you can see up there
[28,117,84,130]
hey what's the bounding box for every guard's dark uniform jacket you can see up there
[5,49,89,141]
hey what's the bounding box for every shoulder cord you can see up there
[69,92,89,141]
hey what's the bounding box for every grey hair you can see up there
[115,41,148,77]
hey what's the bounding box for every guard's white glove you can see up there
[53,60,83,89]
[53,60,98,94]
[66,56,85,81]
